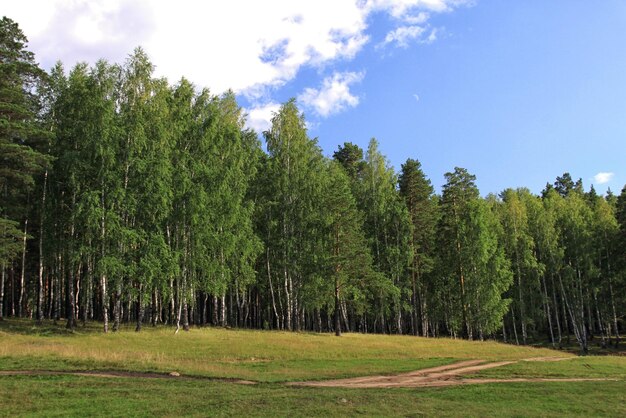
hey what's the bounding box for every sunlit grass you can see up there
[474,355,626,379]
[0,318,570,382]
[0,375,624,417]
[1,319,624,416]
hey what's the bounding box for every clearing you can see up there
[1,319,625,417]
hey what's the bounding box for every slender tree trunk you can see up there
[606,273,620,347]
[175,278,182,334]
[577,268,588,353]
[559,270,587,354]
[66,190,77,330]
[37,172,47,322]
[169,279,175,325]
[18,219,28,317]
[82,255,93,326]
[410,268,417,335]
[10,266,15,317]
[181,264,189,331]
[47,262,54,319]
[212,295,218,325]
[395,305,402,334]
[550,272,563,346]
[220,294,226,327]
[113,282,122,331]
[66,264,77,330]
[101,275,108,332]
[75,264,81,321]
[0,265,5,320]
[101,189,108,333]
[284,268,292,331]
[341,299,350,332]
[541,274,555,347]
[266,248,280,329]
[316,308,322,332]
[54,251,62,321]
[334,277,341,336]
[417,268,429,337]
[152,288,159,327]
[421,298,429,337]
[516,260,527,345]
[593,290,606,348]
[457,246,470,338]
[182,289,189,332]
[511,307,520,345]
[135,284,143,332]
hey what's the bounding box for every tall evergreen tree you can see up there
[333,142,366,182]
[0,17,50,319]
[437,168,512,339]
[398,158,438,336]
[324,161,375,336]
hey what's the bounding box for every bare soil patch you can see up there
[2,357,614,388]
[521,356,574,362]
[289,357,615,388]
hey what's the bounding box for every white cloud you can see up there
[4,0,468,109]
[379,22,441,48]
[365,0,462,20]
[5,0,370,96]
[369,0,467,48]
[299,71,364,117]
[245,102,281,133]
[382,25,427,48]
[404,11,431,24]
[426,27,439,43]
[593,172,614,185]
[3,0,155,70]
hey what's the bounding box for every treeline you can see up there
[1,17,625,352]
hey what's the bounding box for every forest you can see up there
[2,16,625,354]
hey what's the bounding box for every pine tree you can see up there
[398,158,438,336]
[437,168,512,339]
[324,161,375,335]
[0,17,50,319]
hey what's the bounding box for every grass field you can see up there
[0,319,625,417]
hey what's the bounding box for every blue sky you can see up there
[5,0,625,195]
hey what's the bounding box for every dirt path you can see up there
[0,370,256,385]
[0,357,616,389]
[289,357,616,388]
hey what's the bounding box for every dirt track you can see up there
[0,370,256,385]
[288,357,616,388]
[0,357,617,388]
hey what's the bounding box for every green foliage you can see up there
[399,157,438,335]
[1,16,624,346]
[437,168,513,338]
[0,17,49,265]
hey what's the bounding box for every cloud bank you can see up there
[3,0,469,131]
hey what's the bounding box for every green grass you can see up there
[473,356,626,379]
[0,375,624,417]
[1,318,625,417]
[0,318,569,382]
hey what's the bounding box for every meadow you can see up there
[0,319,624,417]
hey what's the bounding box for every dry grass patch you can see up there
[0,319,571,382]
